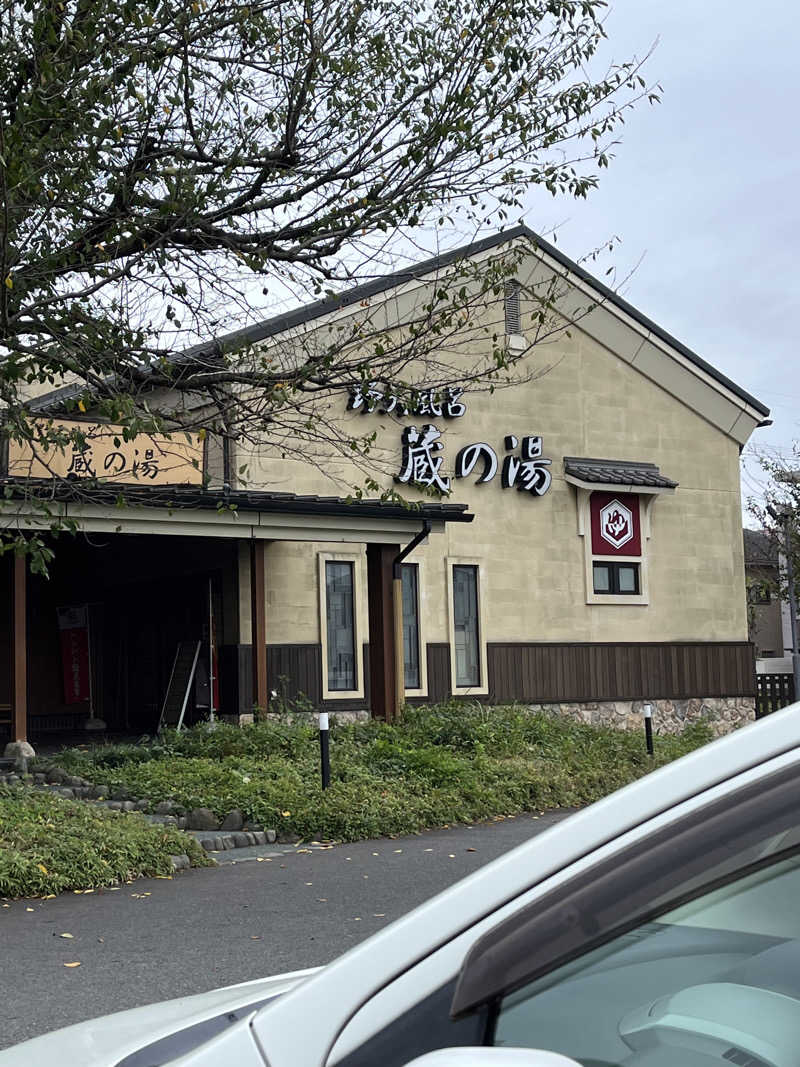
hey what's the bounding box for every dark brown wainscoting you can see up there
[220,643,370,715]
[487,642,756,704]
[426,643,452,705]
[220,640,756,716]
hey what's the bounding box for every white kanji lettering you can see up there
[501,435,551,495]
[394,424,451,492]
[454,442,498,483]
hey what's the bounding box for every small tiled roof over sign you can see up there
[563,457,678,490]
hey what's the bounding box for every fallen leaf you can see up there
[2,904,9,908]
[59,933,74,939]
[63,962,81,968]
[37,863,49,875]
[26,907,34,912]
[281,811,291,817]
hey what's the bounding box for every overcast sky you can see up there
[515,0,798,520]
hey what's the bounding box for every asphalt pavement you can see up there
[0,810,570,1050]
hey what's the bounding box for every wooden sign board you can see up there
[7,419,204,486]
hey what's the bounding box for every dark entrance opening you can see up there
[20,533,239,740]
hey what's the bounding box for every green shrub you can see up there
[0,787,210,900]
[44,706,715,844]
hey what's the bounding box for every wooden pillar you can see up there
[12,554,27,742]
[367,544,399,721]
[250,540,268,713]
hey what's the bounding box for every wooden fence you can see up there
[756,673,796,718]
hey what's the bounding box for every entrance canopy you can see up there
[0,480,472,543]
[1,480,473,745]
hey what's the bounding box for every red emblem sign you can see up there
[590,492,641,556]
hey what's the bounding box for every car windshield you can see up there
[495,849,800,1067]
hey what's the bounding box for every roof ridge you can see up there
[28,223,769,419]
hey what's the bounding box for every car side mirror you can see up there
[403,1048,581,1067]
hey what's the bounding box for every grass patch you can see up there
[0,786,211,900]
[50,704,714,843]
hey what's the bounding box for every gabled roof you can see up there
[28,223,769,421]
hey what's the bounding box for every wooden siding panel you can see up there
[487,642,756,702]
[229,641,755,715]
[427,644,451,704]
[267,644,322,708]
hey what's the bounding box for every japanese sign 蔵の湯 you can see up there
[394,425,552,497]
[345,383,552,500]
[7,420,204,486]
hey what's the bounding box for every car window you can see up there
[493,851,800,1067]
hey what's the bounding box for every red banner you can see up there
[57,606,91,704]
[590,492,641,556]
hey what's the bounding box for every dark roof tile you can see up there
[563,456,678,490]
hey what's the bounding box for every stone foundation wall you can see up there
[224,700,754,734]
[528,696,755,736]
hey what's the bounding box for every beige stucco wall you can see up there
[237,261,749,653]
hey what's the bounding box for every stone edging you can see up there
[0,763,283,857]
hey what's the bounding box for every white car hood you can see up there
[0,966,319,1067]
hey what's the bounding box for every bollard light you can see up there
[643,702,654,757]
[319,712,330,790]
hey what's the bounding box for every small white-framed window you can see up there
[400,561,428,697]
[318,552,365,700]
[446,558,489,696]
[401,563,421,691]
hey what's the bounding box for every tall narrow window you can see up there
[504,281,521,334]
[325,561,356,691]
[401,563,421,690]
[453,564,480,687]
